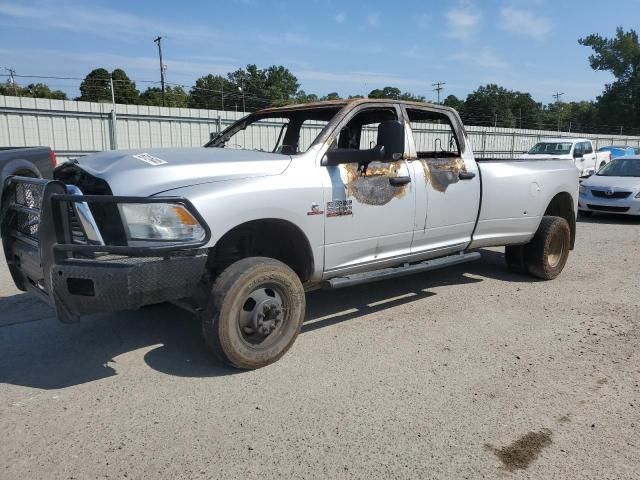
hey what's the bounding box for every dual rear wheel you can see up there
[505,216,571,280]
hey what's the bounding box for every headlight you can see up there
[119,203,205,242]
[579,185,586,194]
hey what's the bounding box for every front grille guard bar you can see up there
[2,176,211,257]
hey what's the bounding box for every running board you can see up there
[324,251,481,289]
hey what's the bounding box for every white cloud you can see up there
[335,12,346,24]
[445,2,481,39]
[296,69,433,90]
[0,1,218,44]
[366,13,380,27]
[454,47,509,70]
[500,7,551,39]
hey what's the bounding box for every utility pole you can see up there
[154,36,166,107]
[239,74,246,114]
[432,81,446,104]
[5,68,18,95]
[221,79,224,111]
[552,92,564,132]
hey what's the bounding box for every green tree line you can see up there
[1,28,638,134]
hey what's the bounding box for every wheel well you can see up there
[544,192,576,249]
[209,219,314,282]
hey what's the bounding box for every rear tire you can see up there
[524,216,571,280]
[505,245,527,274]
[202,257,305,369]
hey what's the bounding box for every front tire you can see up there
[202,257,305,369]
[524,216,571,280]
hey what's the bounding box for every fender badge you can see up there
[133,152,167,166]
[307,203,324,216]
[326,200,352,217]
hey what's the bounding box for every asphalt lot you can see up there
[1,215,639,479]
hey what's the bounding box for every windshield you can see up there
[528,142,573,154]
[205,107,341,155]
[597,158,640,177]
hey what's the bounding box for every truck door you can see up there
[320,104,416,273]
[583,141,597,173]
[403,106,481,255]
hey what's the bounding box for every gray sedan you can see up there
[578,156,640,216]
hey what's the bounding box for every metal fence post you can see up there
[109,75,118,150]
[216,115,222,134]
[481,131,486,159]
[510,132,515,158]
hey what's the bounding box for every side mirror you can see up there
[377,120,405,161]
[209,132,220,142]
[573,150,583,159]
[323,146,384,166]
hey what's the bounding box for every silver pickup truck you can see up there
[1,99,578,369]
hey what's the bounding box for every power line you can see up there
[4,68,18,95]
[432,81,445,104]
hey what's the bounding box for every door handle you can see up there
[458,171,476,180]
[389,176,411,186]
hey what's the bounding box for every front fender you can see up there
[160,173,325,280]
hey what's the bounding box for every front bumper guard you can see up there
[1,176,210,323]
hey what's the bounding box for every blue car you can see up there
[597,145,635,160]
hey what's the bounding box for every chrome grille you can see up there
[591,190,631,199]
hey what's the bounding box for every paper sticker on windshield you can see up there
[133,153,167,166]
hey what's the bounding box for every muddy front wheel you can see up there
[202,257,305,369]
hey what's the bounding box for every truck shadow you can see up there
[0,248,531,389]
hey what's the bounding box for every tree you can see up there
[443,94,464,111]
[580,28,640,130]
[111,69,139,104]
[368,86,425,102]
[0,81,67,99]
[323,92,341,100]
[140,85,189,107]
[226,64,299,110]
[293,90,320,103]
[463,84,517,127]
[77,68,112,102]
[76,68,139,104]
[189,74,233,110]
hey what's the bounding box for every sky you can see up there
[0,0,639,104]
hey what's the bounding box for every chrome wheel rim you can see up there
[547,232,566,268]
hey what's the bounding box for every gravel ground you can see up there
[1,215,639,479]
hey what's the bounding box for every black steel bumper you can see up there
[1,176,210,323]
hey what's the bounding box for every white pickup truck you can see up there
[1,99,579,369]
[520,138,610,176]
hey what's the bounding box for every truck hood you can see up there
[582,175,640,190]
[73,148,292,196]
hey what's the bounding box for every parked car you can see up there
[0,147,56,209]
[597,145,635,160]
[0,146,55,181]
[520,138,609,176]
[0,99,578,369]
[578,155,640,216]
